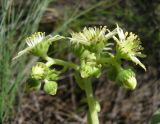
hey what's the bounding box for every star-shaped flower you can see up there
[13,32,63,60]
[115,25,146,71]
[70,26,117,54]
[70,26,107,46]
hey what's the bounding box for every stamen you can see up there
[25,32,45,47]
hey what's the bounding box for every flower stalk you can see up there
[44,56,79,71]
[84,78,99,124]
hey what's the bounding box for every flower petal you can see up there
[130,56,146,71]
[12,47,31,60]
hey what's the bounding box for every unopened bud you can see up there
[44,80,58,95]
[80,64,101,78]
[116,68,137,90]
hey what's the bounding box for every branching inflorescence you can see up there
[13,25,146,124]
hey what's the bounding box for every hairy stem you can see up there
[84,78,99,124]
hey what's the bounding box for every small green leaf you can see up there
[25,78,41,92]
[151,110,160,124]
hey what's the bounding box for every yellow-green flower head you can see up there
[116,68,137,90]
[70,26,107,46]
[116,25,146,71]
[31,62,48,80]
[13,32,64,60]
[44,80,58,95]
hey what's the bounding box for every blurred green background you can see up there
[0,0,159,124]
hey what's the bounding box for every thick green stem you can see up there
[84,78,99,124]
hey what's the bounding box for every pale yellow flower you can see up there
[115,25,146,71]
[70,26,107,46]
[13,32,63,60]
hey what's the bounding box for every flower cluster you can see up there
[13,24,146,93]
[12,25,147,124]
[70,27,114,78]
[25,61,59,95]
[70,25,146,89]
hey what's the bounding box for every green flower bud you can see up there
[25,78,41,92]
[44,80,58,95]
[116,68,137,90]
[31,62,48,80]
[80,52,102,78]
[80,64,101,78]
